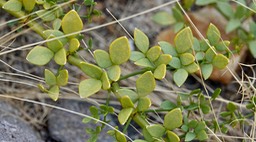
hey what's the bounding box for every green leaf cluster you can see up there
[79,36,131,98]
[131,28,172,80]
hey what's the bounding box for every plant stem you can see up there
[144,108,170,113]
[118,68,151,81]
[123,117,132,133]
[0,0,47,39]
[132,113,149,128]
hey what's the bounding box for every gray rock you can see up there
[47,99,114,142]
[0,101,43,142]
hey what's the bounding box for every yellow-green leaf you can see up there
[69,38,80,53]
[115,130,127,142]
[36,10,56,22]
[146,46,162,62]
[180,53,195,65]
[155,54,172,66]
[118,108,133,125]
[146,124,166,138]
[152,11,176,26]
[205,47,216,62]
[201,63,213,80]
[184,62,199,74]
[117,89,138,103]
[164,108,183,130]
[167,131,180,142]
[207,23,220,45]
[137,97,151,111]
[134,58,154,68]
[173,68,188,87]
[136,71,156,97]
[94,49,112,68]
[101,71,110,90]
[61,10,83,38]
[130,51,145,62]
[54,48,66,65]
[79,79,102,98]
[52,18,62,30]
[109,36,130,65]
[23,0,36,12]
[154,64,166,80]
[44,69,56,86]
[46,35,63,52]
[158,41,178,56]
[169,57,181,69]
[48,85,59,101]
[121,96,134,108]
[2,0,22,12]
[107,65,121,81]
[26,46,54,66]
[212,54,229,69]
[134,28,149,53]
[43,30,68,45]
[174,27,193,53]
[80,62,103,79]
[56,69,68,86]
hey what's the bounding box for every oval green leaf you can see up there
[121,95,134,108]
[212,54,229,69]
[146,124,166,138]
[174,27,194,53]
[48,85,59,101]
[155,54,172,66]
[154,64,166,80]
[52,18,62,30]
[117,89,138,103]
[168,57,181,69]
[79,79,102,98]
[152,11,176,26]
[44,69,56,86]
[43,30,68,45]
[146,46,161,62]
[136,71,156,97]
[167,131,180,142]
[61,10,83,38]
[69,38,80,53]
[185,132,196,141]
[134,58,154,68]
[109,36,130,65]
[130,51,145,62]
[173,68,188,87]
[137,97,151,111]
[134,28,149,53]
[164,108,183,130]
[56,69,68,86]
[201,63,213,80]
[2,0,22,12]
[107,65,121,81]
[94,49,112,68]
[101,71,110,90]
[118,108,133,125]
[26,46,54,66]
[36,10,56,22]
[47,35,63,52]
[80,62,103,79]
[158,41,177,56]
[205,47,216,62]
[54,48,66,65]
[180,53,195,65]
[184,62,199,74]
[207,23,220,45]
[23,0,36,12]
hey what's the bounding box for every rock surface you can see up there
[0,101,43,142]
[47,99,114,142]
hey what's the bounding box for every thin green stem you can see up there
[143,108,170,113]
[123,117,132,133]
[118,68,151,81]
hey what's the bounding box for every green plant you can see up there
[0,0,255,141]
